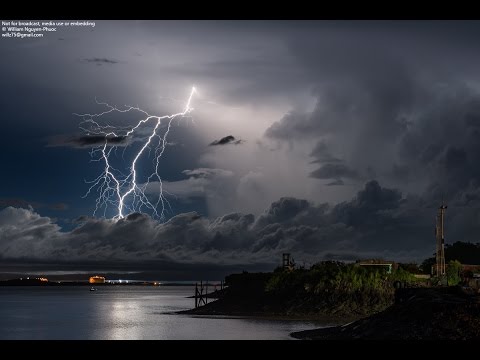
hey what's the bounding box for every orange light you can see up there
[89,276,106,284]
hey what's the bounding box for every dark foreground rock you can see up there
[291,286,480,340]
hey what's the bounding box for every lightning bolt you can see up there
[75,87,196,221]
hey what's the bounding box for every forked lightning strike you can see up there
[76,87,197,220]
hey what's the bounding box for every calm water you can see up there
[0,286,324,339]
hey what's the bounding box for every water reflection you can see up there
[0,286,323,340]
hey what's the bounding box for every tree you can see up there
[421,241,480,275]
[444,242,480,264]
[420,257,435,275]
[398,263,422,274]
[446,260,462,286]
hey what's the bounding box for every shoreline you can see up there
[178,312,348,323]
[177,306,362,325]
[180,287,480,340]
[290,287,480,340]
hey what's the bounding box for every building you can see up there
[356,259,397,274]
[459,264,480,280]
[89,276,105,284]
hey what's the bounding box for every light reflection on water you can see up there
[0,286,324,339]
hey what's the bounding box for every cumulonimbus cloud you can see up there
[0,180,455,271]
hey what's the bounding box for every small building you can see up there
[356,259,397,274]
[460,264,480,277]
[89,276,105,284]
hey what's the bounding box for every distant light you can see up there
[89,275,106,284]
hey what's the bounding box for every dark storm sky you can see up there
[2,20,480,279]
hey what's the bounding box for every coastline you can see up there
[177,267,397,331]
[291,287,480,340]
[179,286,480,340]
[178,307,360,325]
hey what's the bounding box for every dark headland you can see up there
[180,260,480,340]
[180,261,412,323]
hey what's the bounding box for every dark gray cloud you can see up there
[0,199,38,209]
[354,180,402,211]
[309,142,342,164]
[47,134,128,148]
[310,163,360,181]
[181,168,234,179]
[209,135,244,146]
[0,198,68,211]
[0,181,442,271]
[73,215,91,223]
[257,23,480,214]
[308,141,360,183]
[326,179,345,186]
[48,203,69,211]
[393,85,480,205]
[126,212,144,221]
[82,57,119,65]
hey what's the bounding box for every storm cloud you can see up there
[0,181,446,272]
[209,135,244,146]
[259,22,480,209]
[47,134,128,148]
[310,163,360,181]
[3,21,480,277]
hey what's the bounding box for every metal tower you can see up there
[435,201,447,277]
[282,253,295,271]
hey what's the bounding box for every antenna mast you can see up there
[435,199,447,277]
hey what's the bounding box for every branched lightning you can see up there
[75,87,197,221]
